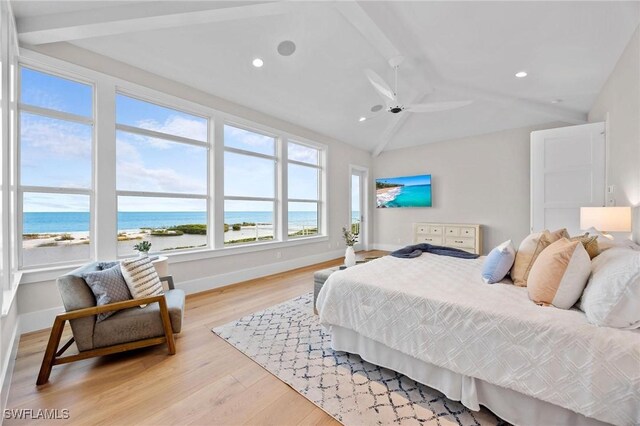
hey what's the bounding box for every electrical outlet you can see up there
[276,251,282,259]
[335,241,340,248]
[328,243,332,249]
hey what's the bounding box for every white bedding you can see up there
[316,253,640,426]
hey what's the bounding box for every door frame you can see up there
[349,165,369,251]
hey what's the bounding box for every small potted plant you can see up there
[342,226,358,267]
[133,240,152,258]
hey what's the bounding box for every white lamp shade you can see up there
[580,207,632,232]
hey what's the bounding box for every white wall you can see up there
[589,26,640,208]
[15,42,372,331]
[372,123,568,254]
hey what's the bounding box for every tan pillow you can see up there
[511,228,569,287]
[569,234,600,259]
[527,238,591,309]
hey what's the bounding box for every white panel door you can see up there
[531,122,605,235]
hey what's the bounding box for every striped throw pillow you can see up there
[120,257,163,301]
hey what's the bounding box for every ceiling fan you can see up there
[362,56,473,120]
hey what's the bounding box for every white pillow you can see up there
[481,240,516,284]
[581,248,640,329]
[120,257,163,301]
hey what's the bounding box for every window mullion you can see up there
[213,114,225,249]
[95,80,117,260]
[280,136,288,242]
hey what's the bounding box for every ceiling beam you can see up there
[438,82,588,125]
[17,1,291,45]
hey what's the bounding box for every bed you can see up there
[316,252,640,426]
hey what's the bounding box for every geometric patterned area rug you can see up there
[212,293,506,426]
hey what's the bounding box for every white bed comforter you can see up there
[316,254,640,426]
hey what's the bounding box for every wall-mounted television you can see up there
[376,174,432,208]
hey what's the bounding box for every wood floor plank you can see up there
[5,251,386,425]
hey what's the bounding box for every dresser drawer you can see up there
[459,227,476,238]
[417,236,442,245]
[445,236,475,249]
[428,226,443,235]
[415,224,429,234]
[445,226,459,236]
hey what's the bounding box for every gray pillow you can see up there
[83,264,132,322]
[97,261,120,270]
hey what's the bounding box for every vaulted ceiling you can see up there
[11,1,640,154]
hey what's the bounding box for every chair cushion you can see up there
[92,289,185,349]
[57,262,101,351]
[82,264,132,323]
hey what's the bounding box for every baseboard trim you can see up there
[372,243,403,252]
[176,249,345,295]
[1,317,20,422]
[19,306,64,335]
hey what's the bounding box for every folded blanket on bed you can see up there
[390,243,480,259]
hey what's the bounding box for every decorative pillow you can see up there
[481,240,516,284]
[120,257,163,301]
[569,234,600,259]
[511,228,569,287]
[527,238,591,309]
[83,264,132,322]
[580,248,640,328]
[98,261,120,270]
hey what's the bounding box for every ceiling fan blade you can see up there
[364,69,396,102]
[404,100,473,113]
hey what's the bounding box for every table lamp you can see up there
[580,206,632,237]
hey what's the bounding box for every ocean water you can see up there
[23,211,328,234]
[380,184,432,208]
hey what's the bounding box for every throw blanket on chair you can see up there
[390,243,479,259]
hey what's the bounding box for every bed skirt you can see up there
[330,325,608,426]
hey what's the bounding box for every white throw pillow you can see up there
[481,240,516,284]
[120,257,163,301]
[581,248,640,329]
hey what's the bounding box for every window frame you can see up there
[222,121,279,246]
[17,64,96,270]
[114,91,211,257]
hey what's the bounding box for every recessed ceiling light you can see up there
[515,71,528,78]
[277,40,296,56]
[370,104,383,112]
[252,58,264,68]
[551,99,563,104]
[359,117,367,122]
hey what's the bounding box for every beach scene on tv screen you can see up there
[376,174,432,208]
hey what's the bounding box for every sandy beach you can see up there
[22,223,317,266]
[376,186,402,207]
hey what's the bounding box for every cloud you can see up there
[288,142,318,164]
[21,113,91,159]
[225,125,274,153]
[136,115,208,143]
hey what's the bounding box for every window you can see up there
[287,141,321,237]
[223,125,276,245]
[116,94,209,256]
[19,67,93,267]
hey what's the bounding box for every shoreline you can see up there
[376,186,402,207]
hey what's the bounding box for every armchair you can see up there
[37,262,185,385]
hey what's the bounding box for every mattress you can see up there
[316,253,640,426]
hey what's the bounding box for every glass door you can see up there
[350,167,367,251]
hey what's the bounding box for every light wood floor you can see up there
[6,251,385,425]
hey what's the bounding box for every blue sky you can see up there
[21,67,319,213]
[376,174,431,187]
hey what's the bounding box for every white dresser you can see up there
[413,223,483,255]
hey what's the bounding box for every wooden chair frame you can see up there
[37,277,177,386]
